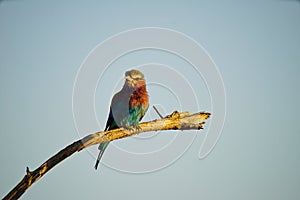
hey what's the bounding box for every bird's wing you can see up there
[104,108,115,131]
[106,90,130,129]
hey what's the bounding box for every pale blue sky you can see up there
[1,0,300,199]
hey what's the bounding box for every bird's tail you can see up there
[94,142,109,170]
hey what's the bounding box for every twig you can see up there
[153,105,163,119]
[2,110,210,200]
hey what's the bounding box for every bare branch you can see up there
[2,110,210,200]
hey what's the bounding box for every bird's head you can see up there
[125,69,146,89]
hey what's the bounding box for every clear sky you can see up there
[0,0,300,199]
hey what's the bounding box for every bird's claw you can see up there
[134,125,142,131]
[124,125,142,132]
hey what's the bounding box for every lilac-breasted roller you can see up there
[94,69,149,170]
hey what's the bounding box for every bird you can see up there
[94,69,149,170]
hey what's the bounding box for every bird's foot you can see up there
[124,125,142,132]
[133,125,142,131]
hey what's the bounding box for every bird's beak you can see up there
[126,76,135,87]
[125,76,132,82]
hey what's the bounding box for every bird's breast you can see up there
[129,88,148,108]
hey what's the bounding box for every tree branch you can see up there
[3,110,210,200]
